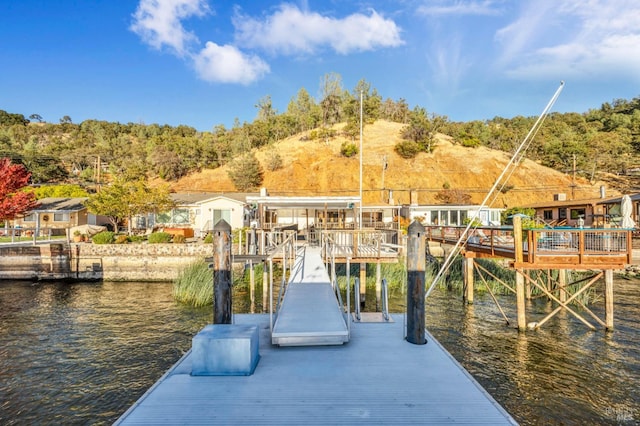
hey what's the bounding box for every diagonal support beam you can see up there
[524,272,602,330]
[474,261,510,325]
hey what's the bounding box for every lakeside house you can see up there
[524,196,606,227]
[598,193,640,227]
[142,192,255,238]
[10,197,109,236]
[245,193,362,231]
[524,191,640,228]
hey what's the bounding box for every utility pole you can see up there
[381,155,388,203]
[570,154,576,200]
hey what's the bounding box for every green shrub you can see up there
[148,232,172,244]
[340,141,358,157]
[203,233,213,243]
[129,235,146,243]
[173,234,186,244]
[394,140,421,158]
[92,231,115,244]
[115,234,130,244]
[460,137,481,148]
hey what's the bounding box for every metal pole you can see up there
[359,90,363,230]
[213,219,232,324]
[406,220,427,344]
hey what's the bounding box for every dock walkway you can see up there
[271,246,349,346]
[115,314,517,425]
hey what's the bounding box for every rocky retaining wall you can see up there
[0,243,215,281]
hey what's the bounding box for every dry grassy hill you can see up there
[171,120,617,207]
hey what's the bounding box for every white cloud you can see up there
[417,0,503,16]
[497,0,640,80]
[232,4,403,55]
[130,0,209,56]
[193,42,270,85]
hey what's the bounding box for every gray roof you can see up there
[31,197,88,212]
[171,192,257,205]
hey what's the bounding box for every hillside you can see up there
[173,120,616,207]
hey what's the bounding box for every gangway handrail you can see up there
[322,233,352,336]
[268,233,296,333]
[381,278,389,321]
[354,277,361,321]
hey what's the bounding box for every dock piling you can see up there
[406,221,427,345]
[213,219,232,324]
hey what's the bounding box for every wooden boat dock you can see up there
[115,242,517,425]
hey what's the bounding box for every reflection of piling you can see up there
[406,221,427,345]
[213,219,232,324]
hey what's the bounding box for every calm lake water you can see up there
[0,277,638,425]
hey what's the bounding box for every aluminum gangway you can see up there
[271,246,349,346]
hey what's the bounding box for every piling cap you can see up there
[408,220,425,236]
[214,219,232,232]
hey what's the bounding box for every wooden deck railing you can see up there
[424,225,632,268]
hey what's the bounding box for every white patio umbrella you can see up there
[620,195,636,229]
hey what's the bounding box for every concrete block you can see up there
[191,324,260,376]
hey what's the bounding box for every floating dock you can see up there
[115,313,516,425]
[116,240,516,424]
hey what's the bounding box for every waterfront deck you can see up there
[426,225,632,269]
[115,313,517,425]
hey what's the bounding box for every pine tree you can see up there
[227,153,264,191]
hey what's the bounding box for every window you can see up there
[543,210,553,220]
[212,209,231,226]
[23,214,36,222]
[449,210,459,225]
[570,208,585,220]
[173,209,189,224]
[559,208,567,220]
[430,211,438,224]
[53,212,69,222]
[156,208,191,224]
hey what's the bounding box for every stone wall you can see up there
[0,243,214,281]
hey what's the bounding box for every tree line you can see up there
[1,75,639,192]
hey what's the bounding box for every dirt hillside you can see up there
[171,120,616,207]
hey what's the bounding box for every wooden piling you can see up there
[605,269,614,330]
[463,256,474,304]
[558,269,567,303]
[213,219,232,324]
[513,216,526,331]
[406,221,427,345]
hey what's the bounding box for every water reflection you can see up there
[0,277,638,425]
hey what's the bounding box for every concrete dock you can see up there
[115,313,517,425]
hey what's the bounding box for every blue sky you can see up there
[1,0,639,131]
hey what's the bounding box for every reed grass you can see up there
[173,261,279,307]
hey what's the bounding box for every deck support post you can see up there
[463,257,474,304]
[376,261,381,311]
[213,219,232,324]
[516,271,526,331]
[558,269,567,303]
[605,269,614,330]
[359,263,366,309]
[406,221,426,345]
[512,216,526,332]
